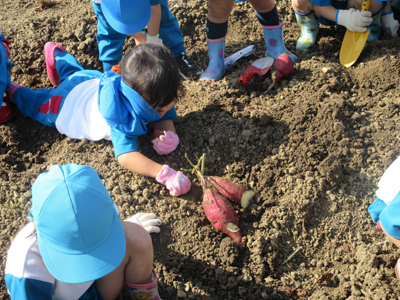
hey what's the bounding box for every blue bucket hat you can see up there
[101,0,151,35]
[31,164,126,284]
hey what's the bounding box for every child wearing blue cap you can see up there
[5,164,162,299]
[92,0,202,79]
[0,28,13,123]
[368,156,400,282]
[292,0,386,51]
[7,43,191,197]
[200,0,297,81]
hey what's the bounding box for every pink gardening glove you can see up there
[152,131,179,155]
[156,165,191,196]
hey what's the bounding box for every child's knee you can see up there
[292,0,313,11]
[123,222,153,254]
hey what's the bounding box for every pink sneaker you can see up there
[396,259,400,282]
[44,42,67,86]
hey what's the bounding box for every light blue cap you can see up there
[31,164,126,284]
[101,0,151,35]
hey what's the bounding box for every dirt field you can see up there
[1,0,400,299]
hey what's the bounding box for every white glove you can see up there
[336,8,373,32]
[125,213,161,233]
[381,12,399,37]
[146,33,163,45]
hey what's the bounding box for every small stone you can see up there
[177,290,187,298]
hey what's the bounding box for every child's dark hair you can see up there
[120,44,184,109]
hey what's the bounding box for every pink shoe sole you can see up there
[395,259,400,282]
[44,42,67,86]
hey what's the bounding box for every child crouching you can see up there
[5,164,163,299]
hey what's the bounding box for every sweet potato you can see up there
[203,188,242,244]
[264,53,294,94]
[271,52,294,84]
[204,176,254,209]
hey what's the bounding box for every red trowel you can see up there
[238,56,274,85]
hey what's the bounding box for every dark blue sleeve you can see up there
[5,274,53,300]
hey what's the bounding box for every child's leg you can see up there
[45,43,84,86]
[292,0,319,51]
[252,0,297,61]
[11,87,59,127]
[91,0,126,72]
[158,0,185,57]
[95,222,158,300]
[200,0,232,81]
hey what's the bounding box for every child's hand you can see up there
[152,131,179,155]
[381,12,400,37]
[336,8,372,32]
[146,33,163,45]
[125,213,161,233]
[156,165,191,196]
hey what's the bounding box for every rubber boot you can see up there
[200,37,225,81]
[262,19,297,62]
[125,268,161,300]
[367,12,382,42]
[294,11,319,51]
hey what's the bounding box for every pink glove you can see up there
[152,131,179,155]
[156,165,191,196]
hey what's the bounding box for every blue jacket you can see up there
[98,71,177,157]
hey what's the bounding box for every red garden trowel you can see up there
[238,56,274,85]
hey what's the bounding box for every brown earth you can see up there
[1,0,400,299]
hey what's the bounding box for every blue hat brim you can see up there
[38,210,126,284]
[100,0,151,35]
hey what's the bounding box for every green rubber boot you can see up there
[294,11,319,51]
[367,12,382,42]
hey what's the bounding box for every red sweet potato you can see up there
[203,188,242,244]
[271,53,294,84]
[264,53,294,94]
[204,176,254,209]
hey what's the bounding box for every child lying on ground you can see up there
[368,156,400,281]
[7,43,191,196]
[5,164,162,299]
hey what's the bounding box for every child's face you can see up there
[156,101,175,118]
